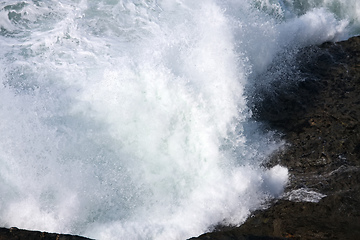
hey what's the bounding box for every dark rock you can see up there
[192,37,360,240]
[0,227,92,240]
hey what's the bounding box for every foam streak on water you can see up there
[0,0,358,239]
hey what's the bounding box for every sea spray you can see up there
[0,0,358,239]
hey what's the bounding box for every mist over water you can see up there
[0,0,358,239]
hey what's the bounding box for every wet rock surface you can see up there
[1,37,359,240]
[0,227,91,240]
[191,37,360,239]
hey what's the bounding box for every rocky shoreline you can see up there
[191,36,360,239]
[1,37,359,240]
[0,227,91,240]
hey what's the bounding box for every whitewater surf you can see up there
[0,0,359,239]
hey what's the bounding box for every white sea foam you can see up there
[283,188,327,203]
[0,0,358,239]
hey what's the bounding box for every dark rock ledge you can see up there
[0,227,91,240]
[191,36,360,239]
[1,36,360,240]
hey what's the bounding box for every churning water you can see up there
[0,0,359,239]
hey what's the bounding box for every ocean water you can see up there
[0,0,358,239]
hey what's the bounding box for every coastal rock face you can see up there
[0,227,91,240]
[192,37,360,239]
[1,37,359,240]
